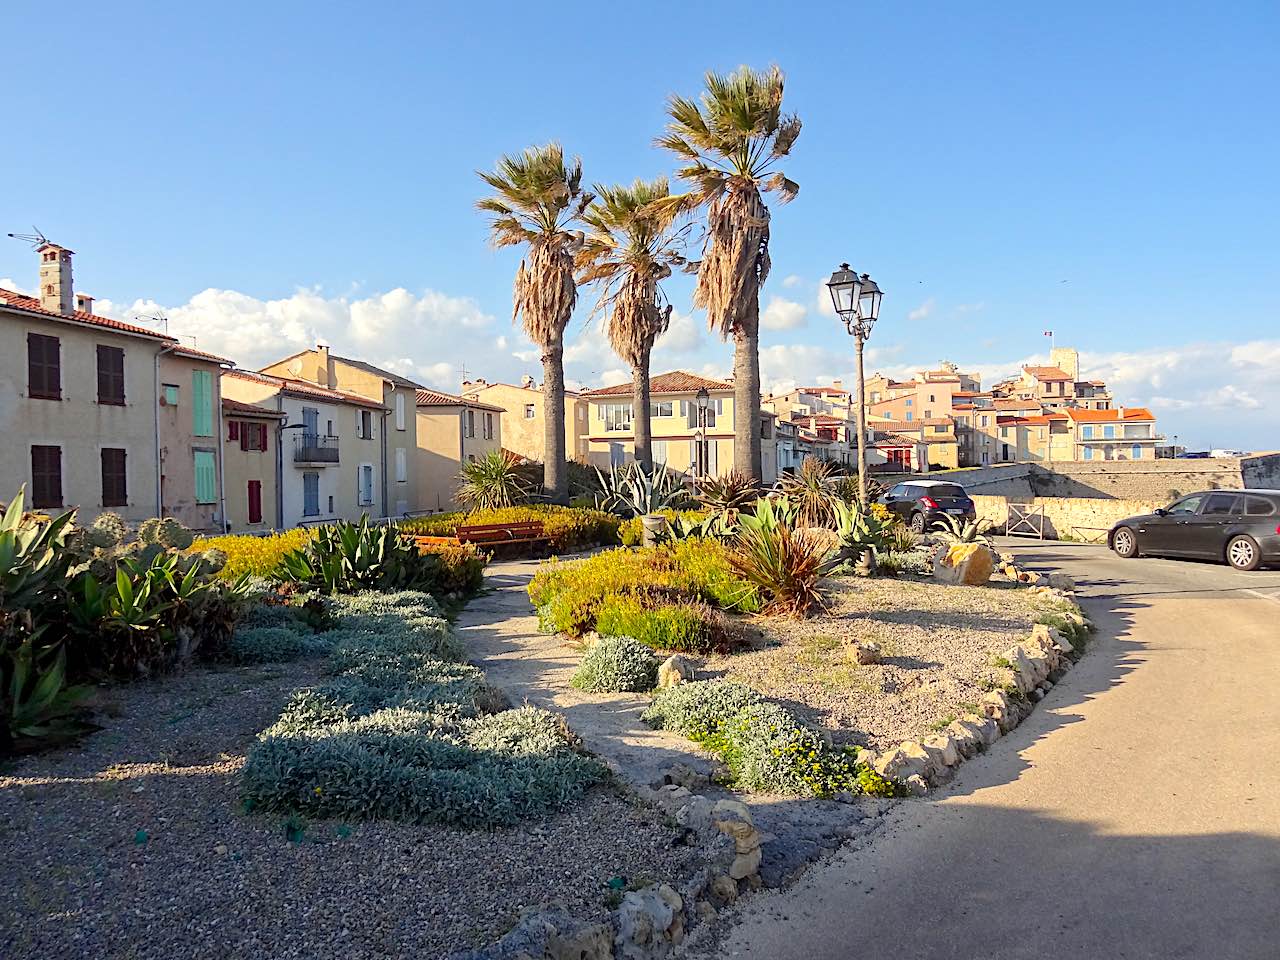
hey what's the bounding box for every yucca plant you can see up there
[457,450,531,510]
[729,497,835,618]
[594,462,689,518]
[776,458,840,528]
[697,470,758,517]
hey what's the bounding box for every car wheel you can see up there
[1112,526,1139,559]
[1226,535,1261,571]
[910,512,926,533]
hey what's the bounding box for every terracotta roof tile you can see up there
[0,287,174,341]
[415,387,504,412]
[222,397,286,418]
[1023,365,1073,381]
[581,371,731,397]
[1065,407,1155,423]
[227,369,387,408]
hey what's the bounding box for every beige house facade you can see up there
[414,388,504,512]
[461,376,589,463]
[1,244,227,528]
[581,371,779,484]
[220,397,286,532]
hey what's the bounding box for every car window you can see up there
[1166,495,1203,516]
[928,484,967,498]
[887,484,906,498]
[1202,493,1242,516]
[1245,495,1276,516]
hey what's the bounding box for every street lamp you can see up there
[694,386,711,482]
[827,263,884,506]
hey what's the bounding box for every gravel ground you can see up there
[0,661,698,960]
[704,574,1057,752]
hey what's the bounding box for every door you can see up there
[301,406,319,444]
[1139,494,1204,554]
[1180,492,1243,557]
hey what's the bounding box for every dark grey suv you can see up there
[879,480,976,533]
[1108,489,1280,571]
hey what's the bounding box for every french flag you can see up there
[1043,330,1053,337]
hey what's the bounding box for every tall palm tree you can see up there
[576,177,686,473]
[656,65,801,483]
[477,143,591,504]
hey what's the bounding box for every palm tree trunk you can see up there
[542,335,568,505]
[733,298,762,483]
[633,353,653,474]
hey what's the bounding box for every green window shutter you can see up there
[194,450,217,503]
[192,370,213,436]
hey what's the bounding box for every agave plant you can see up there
[279,516,437,595]
[831,500,895,563]
[594,462,689,518]
[457,450,531,511]
[728,497,835,618]
[656,511,738,544]
[933,515,995,547]
[696,470,758,517]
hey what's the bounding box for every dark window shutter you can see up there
[30,445,63,508]
[96,345,125,405]
[258,424,268,451]
[228,420,240,442]
[240,422,249,451]
[247,480,263,523]
[27,333,62,400]
[101,448,128,506]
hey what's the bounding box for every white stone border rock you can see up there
[870,583,1090,795]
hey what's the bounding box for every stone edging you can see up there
[870,580,1090,794]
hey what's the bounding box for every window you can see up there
[30,445,63,508]
[924,410,932,418]
[101,448,127,506]
[1081,425,1094,439]
[929,394,936,403]
[484,412,494,439]
[600,403,633,431]
[577,405,585,421]
[1083,446,1093,461]
[980,415,989,428]
[247,480,263,524]
[1103,425,1116,439]
[905,411,913,421]
[394,392,406,431]
[1166,494,1203,516]
[193,450,217,504]
[1001,427,1010,438]
[395,447,407,483]
[651,440,668,465]
[1245,496,1276,516]
[328,495,334,513]
[466,409,476,438]
[326,419,334,437]
[191,370,214,436]
[303,472,320,516]
[27,333,61,400]
[1130,444,1142,460]
[1202,493,1241,516]
[358,409,372,439]
[650,400,673,418]
[358,464,374,506]
[239,422,268,452]
[96,345,125,405]
[163,383,180,406]
[524,404,536,419]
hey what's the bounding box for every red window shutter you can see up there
[247,480,263,524]
[228,420,240,442]
[240,422,249,451]
[257,424,268,451]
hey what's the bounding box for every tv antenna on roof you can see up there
[6,227,50,248]
[137,312,170,334]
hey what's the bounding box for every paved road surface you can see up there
[704,542,1280,960]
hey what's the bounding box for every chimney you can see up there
[316,344,330,387]
[522,374,535,389]
[75,292,94,314]
[37,243,74,315]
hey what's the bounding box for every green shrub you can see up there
[643,679,899,798]
[227,626,306,664]
[243,705,606,829]
[729,497,836,617]
[571,636,660,692]
[279,516,445,596]
[326,590,461,660]
[595,596,715,653]
[190,529,314,580]
[877,551,932,576]
[618,509,710,547]
[402,505,620,553]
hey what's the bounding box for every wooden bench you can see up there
[413,520,549,555]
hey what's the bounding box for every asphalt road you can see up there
[705,542,1280,960]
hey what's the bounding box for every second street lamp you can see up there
[826,263,884,506]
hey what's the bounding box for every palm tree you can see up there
[656,65,801,483]
[576,177,686,473]
[477,144,591,504]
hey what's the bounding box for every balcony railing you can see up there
[294,433,340,465]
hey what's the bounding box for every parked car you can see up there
[879,479,976,532]
[1108,489,1280,571]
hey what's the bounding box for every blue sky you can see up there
[3,1,1277,449]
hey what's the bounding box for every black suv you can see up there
[879,480,976,532]
[1109,489,1280,571]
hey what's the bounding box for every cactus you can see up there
[89,512,128,548]
[157,518,195,551]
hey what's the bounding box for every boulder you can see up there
[729,846,762,880]
[1047,573,1077,592]
[874,742,932,781]
[960,713,1000,747]
[657,655,695,689]
[979,691,1021,733]
[920,733,961,769]
[902,774,930,796]
[547,920,614,960]
[933,542,996,586]
[945,719,983,758]
[615,884,685,960]
[712,799,762,881]
[707,873,738,907]
[654,762,708,792]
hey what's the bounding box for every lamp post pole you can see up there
[826,263,884,508]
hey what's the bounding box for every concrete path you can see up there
[700,542,1280,960]
[455,557,713,789]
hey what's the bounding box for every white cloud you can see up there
[94,285,496,392]
[760,296,807,331]
[781,274,802,289]
[907,298,935,322]
[0,278,33,296]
